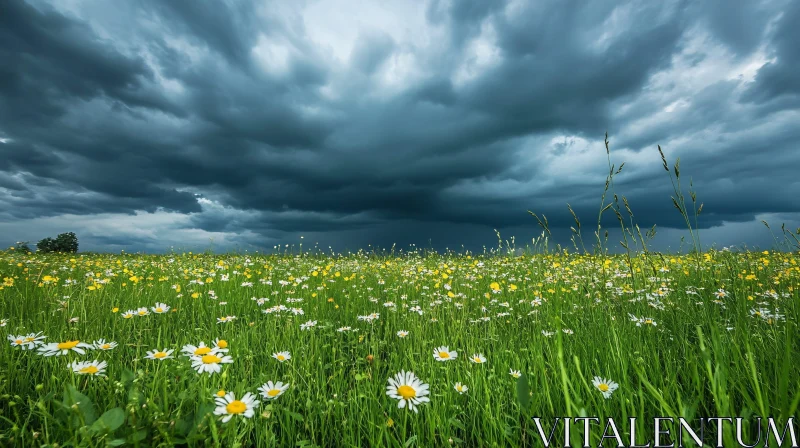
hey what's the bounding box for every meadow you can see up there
[0,246,798,447]
[1,145,799,447]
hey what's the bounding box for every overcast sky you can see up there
[1,0,799,254]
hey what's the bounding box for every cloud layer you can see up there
[1,0,799,253]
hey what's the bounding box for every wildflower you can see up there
[386,371,430,413]
[70,360,107,377]
[259,381,290,400]
[433,346,457,362]
[337,326,352,332]
[191,353,234,374]
[151,302,170,314]
[213,338,229,350]
[272,351,291,362]
[214,392,260,423]
[121,310,135,319]
[145,348,174,361]
[93,339,117,351]
[8,332,45,351]
[300,320,317,330]
[454,382,468,394]
[509,369,521,379]
[0,319,7,327]
[396,330,409,338]
[470,353,486,364]
[182,342,218,357]
[714,289,727,299]
[217,316,236,324]
[592,376,619,399]
[136,307,150,317]
[38,340,92,356]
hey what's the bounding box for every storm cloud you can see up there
[1,0,798,253]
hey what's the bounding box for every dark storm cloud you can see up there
[0,0,798,253]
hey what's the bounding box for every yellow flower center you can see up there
[397,385,416,399]
[138,310,147,315]
[216,340,228,348]
[124,314,133,319]
[15,339,23,344]
[201,354,222,364]
[473,357,482,363]
[226,400,247,414]
[155,307,164,313]
[194,347,212,355]
[79,366,99,375]
[438,351,450,359]
[216,390,226,397]
[57,340,80,350]
[101,344,111,350]
[267,389,281,397]
[24,337,34,342]
[154,352,167,359]
[598,384,609,392]
[277,355,285,361]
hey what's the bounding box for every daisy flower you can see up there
[396,330,409,338]
[38,340,92,356]
[181,342,220,357]
[386,371,430,413]
[213,392,259,423]
[213,338,229,350]
[454,382,468,394]
[0,319,7,327]
[151,302,170,314]
[337,326,351,332]
[8,332,46,350]
[592,376,619,399]
[70,360,107,377]
[135,307,150,317]
[93,339,117,351]
[191,353,234,375]
[509,369,521,379]
[259,381,290,400]
[145,348,174,361]
[217,316,235,324]
[300,320,317,330]
[470,353,486,364]
[272,351,291,362]
[121,310,135,319]
[433,346,457,361]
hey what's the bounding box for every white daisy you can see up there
[433,346,457,362]
[454,382,468,394]
[213,392,260,423]
[396,330,409,338]
[93,339,117,351]
[145,348,174,361]
[70,360,107,377]
[386,371,430,413]
[592,376,619,399]
[121,310,135,319]
[212,338,229,351]
[272,351,291,362]
[8,332,46,351]
[216,316,236,324]
[38,340,92,356]
[258,381,290,400]
[509,369,521,379]
[135,307,150,317]
[151,302,170,314]
[300,320,317,330]
[190,353,234,375]
[470,353,486,364]
[181,341,223,357]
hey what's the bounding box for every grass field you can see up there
[1,246,798,447]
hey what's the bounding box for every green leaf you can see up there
[91,407,126,434]
[120,369,135,386]
[107,439,126,447]
[516,374,531,411]
[287,411,304,422]
[404,435,417,447]
[63,385,97,425]
[128,429,148,443]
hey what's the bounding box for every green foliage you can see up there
[37,232,79,253]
